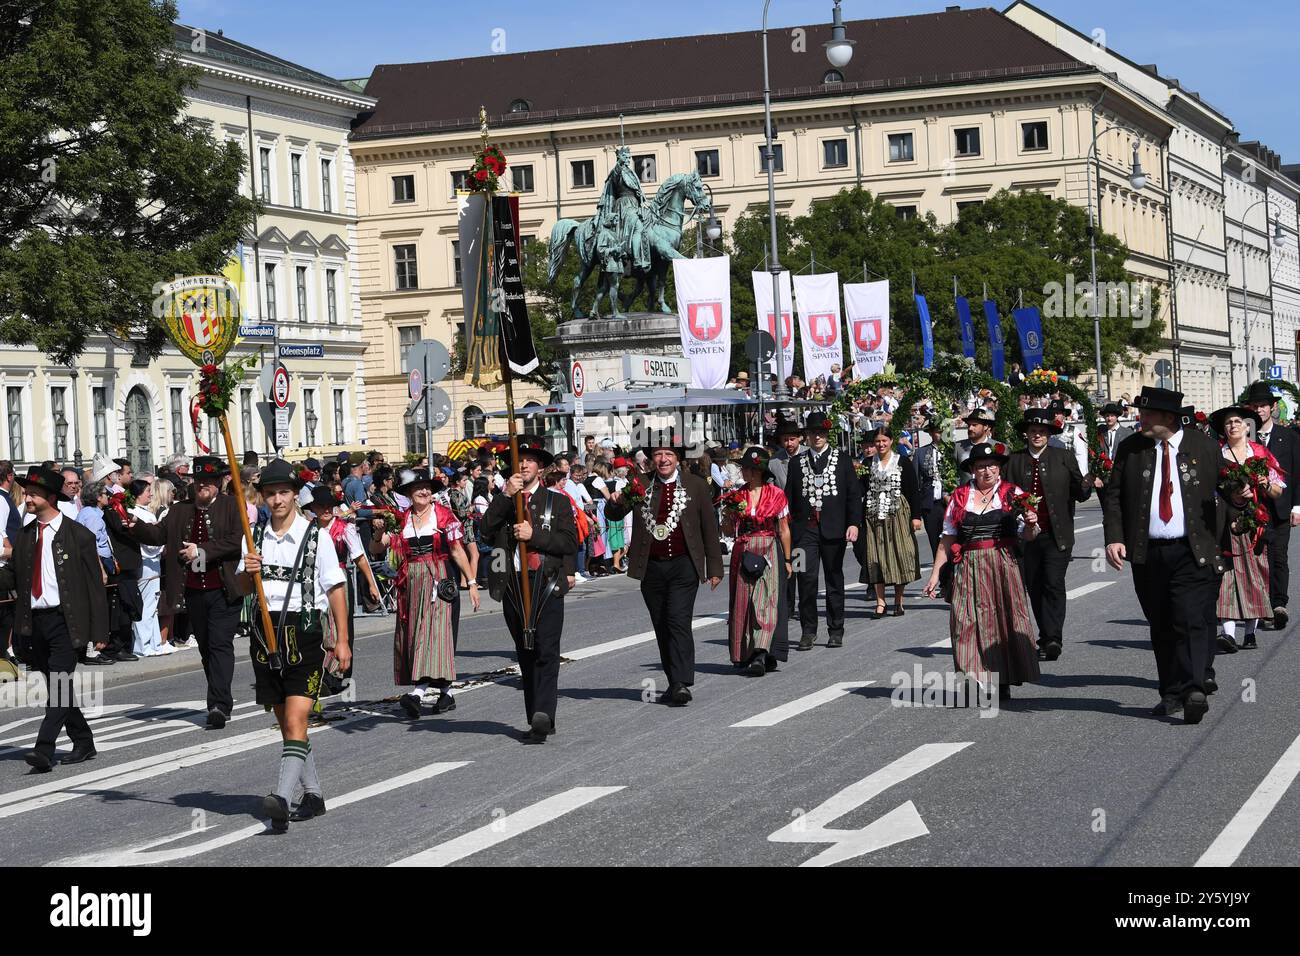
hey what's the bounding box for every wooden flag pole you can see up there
[219,413,278,663]
[503,354,535,650]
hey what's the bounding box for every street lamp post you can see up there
[762,0,854,400]
[1087,111,1147,401]
[1235,199,1286,391]
[694,183,721,258]
[68,366,83,467]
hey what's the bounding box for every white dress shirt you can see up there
[1148,428,1187,540]
[30,512,64,609]
[239,514,345,613]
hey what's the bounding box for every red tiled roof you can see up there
[351,7,1089,140]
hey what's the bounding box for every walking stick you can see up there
[219,414,279,669]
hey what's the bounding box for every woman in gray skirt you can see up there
[859,427,922,617]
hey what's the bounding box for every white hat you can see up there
[90,453,119,484]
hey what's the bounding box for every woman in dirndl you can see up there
[721,447,792,676]
[1211,405,1285,652]
[923,441,1041,701]
[381,469,479,718]
[860,426,922,617]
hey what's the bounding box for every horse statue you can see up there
[547,170,711,319]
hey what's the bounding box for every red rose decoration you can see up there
[474,169,488,182]
[204,463,215,473]
[1219,467,1230,479]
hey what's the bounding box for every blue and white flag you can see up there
[915,293,934,370]
[1013,306,1046,372]
[955,295,976,360]
[983,300,1005,382]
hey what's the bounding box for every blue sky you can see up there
[176,0,1299,158]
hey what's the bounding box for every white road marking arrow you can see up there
[389,786,625,867]
[769,742,973,866]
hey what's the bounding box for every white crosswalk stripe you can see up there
[732,682,875,727]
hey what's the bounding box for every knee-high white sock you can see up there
[276,740,308,802]
[299,740,321,797]
[1221,620,1237,641]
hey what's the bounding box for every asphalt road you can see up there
[3,499,1298,867]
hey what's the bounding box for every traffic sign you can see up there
[574,396,586,434]
[274,407,291,448]
[1154,359,1173,377]
[271,365,291,409]
[1268,364,1283,380]
[404,398,426,428]
[745,330,776,363]
[409,367,424,401]
[571,361,585,398]
[407,340,451,383]
[425,386,452,430]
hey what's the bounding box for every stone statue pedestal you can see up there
[553,312,683,392]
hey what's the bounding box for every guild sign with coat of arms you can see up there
[765,311,793,349]
[687,301,723,341]
[853,318,882,352]
[151,275,241,366]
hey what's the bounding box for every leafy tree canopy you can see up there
[0,0,257,363]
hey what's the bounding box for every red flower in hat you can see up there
[203,462,215,473]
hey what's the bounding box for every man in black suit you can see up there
[1104,386,1225,724]
[481,441,579,741]
[786,411,864,649]
[1243,381,1299,632]
[0,466,108,771]
[605,440,723,704]
[1099,402,1134,460]
[1006,408,1092,661]
[912,417,948,564]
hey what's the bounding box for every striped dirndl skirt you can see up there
[1216,531,1270,621]
[727,532,789,664]
[950,544,1040,686]
[392,554,460,684]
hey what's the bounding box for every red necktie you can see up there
[32,521,47,599]
[1159,440,1174,524]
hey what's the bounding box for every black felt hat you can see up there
[1134,386,1183,415]
[514,440,555,469]
[1016,408,1063,436]
[1243,381,1279,406]
[1208,405,1261,437]
[773,416,803,439]
[307,485,344,512]
[192,456,231,481]
[803,411,834,433]
[253,458,304,491]
[959,441,1011,474]
[394,468,446,496]
[738,446,771,474]
[15,465,69,502]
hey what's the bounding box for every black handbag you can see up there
[740,551,768,582]
[436,578,459,602]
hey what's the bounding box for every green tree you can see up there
[0,0,257,363]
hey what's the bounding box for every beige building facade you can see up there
[351,7,1180,442]
[0,27,375,473]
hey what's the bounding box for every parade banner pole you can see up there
[154,273,279,665]
[503,362,536,650]
[219,412,279,665]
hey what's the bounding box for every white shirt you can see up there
[130,506,163,562]
[30,512,64,609]
[0,494,9,538]
[565,477,593,510]
[57,500,80,521]
[1148,428,1187,540]
[239,514,346,613]
[327,518,366,561]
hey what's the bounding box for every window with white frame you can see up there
[241,388,254,452]
[170,387,186,455]
[259,147,272,203]
[696,149,721,178]
[264,263,278,320]
[393,174,415,203]
[954,127,981,158]
[633,154,657,183]
[888,132,914,163]
[512,165,534,193]
[452,240,461,287]
[333,388,345,444]
[304,389,317,446]
[93,386,108,455]
[326,269,338,324]
[399,325,421,372]
[394,244,418,290]
[822,139,848,168]
[1022,121,1049,152]
[463,404,486,438]
[522,402,545,436]
[761,143,784,173]
[51,387,67,459]
[571,160,595,188]
[296,265,309,322]
[320,157,333,212]
[208,414,220,454]
[290,153,303,207]
[5,387,21,461]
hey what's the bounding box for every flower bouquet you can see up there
[103,489,136,523]
[1011,491,1042,517]
[623,477,648,508]
[464,144,508,193]
[721,488,749,518]
[1088,442,1113,482]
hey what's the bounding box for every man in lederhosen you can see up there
[125,456,245,728]
[482,441,577,742]
[1006,408,1092,661]
[1242,381,1300,633]
[238,459,350,831]
[0,466,107,772]
[786,412,863,650]
[605,440,722,704]
[1104,386,1224,724]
